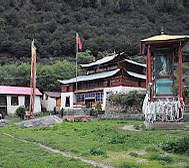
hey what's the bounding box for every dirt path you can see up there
[2,133,114,168]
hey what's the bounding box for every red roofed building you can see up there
[0,85,42,116]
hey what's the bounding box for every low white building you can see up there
[0,85,42,116]
[42,92,61,112]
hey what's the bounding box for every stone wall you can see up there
[98,113,189,121]
[98,114,144,120]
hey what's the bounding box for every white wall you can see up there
[41,94,56,111]
[7,95,41,115]
[60,87,145,110]
[60,92,75,109]
[34,96,41,113]
[102,86,146,110]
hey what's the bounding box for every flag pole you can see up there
[32,41,36,119]
[29,40,36,119]
[29,40,34,119]
[76,33,78,107]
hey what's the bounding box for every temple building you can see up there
[58,53,146,110]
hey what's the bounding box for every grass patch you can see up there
[1,119,189,167]
[146,146,160,152]
[129,152,139,157]
[148,152,173,163]
[88,147,106,156]
[119,162,139,168]
[160,136,189,154]
[108,134,127,144]
[0,134,95,168]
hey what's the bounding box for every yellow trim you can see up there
[141,34,189,42]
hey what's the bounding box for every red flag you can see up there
[77,34,82,50]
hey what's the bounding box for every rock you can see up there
[15,115,63,128]
[0,119,11,127]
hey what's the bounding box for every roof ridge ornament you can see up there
[161,26,164,35]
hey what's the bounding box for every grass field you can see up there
[0,134,96,168]
[0,119,189,168]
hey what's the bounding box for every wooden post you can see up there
[146,47,148,93]
[178,45,182,98]
[147,45,153,102]
[148,45,152,84]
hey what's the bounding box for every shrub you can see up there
[74,118,81,122]
[90,109,98,117]
[129,152,139,157]
[88,147,106,156]
[60,108,64,117]
[109,90,145,114]
[109,134,127,144]
[148,152,173,163]
[119,162,139,168]
[95,103,102,112]
[15,106,26,120]
[134,124,140,130]
[146,146,159,152]
[160,136,189,154]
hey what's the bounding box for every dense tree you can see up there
[0,0,189,63]
[0,61,81,92]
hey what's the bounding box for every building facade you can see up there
[58,53,146,110]
[42,92,61,112]
[0,86,42,116]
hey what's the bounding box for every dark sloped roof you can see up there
[58,69,120,84]
[124,58,146,68]
[126,70,146,80]
[44,92,61,98]
[79,52,124,68]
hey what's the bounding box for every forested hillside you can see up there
[0,0,189,64]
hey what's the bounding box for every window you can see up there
[66,86,69,92]
[77,94,84,102]
[0,96,6,105]
[25,96,30,108]
[138,80,141,87]
[65,96,70,107]
[155,50,173,76]
[154,49,174,95]
[46,95,48,100]
[11,96,18,106]
[96,92,103,101]
[107,80,111,87]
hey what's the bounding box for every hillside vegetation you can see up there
[0,0,189,63]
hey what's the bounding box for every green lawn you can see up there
[1,119,189,168]
[0,134,96,168]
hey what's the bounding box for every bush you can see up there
[88,147,106,156]
[108,90,145,114]
[148,152,173,163]
[95,103,102,112]
[109,134,127,144]
[15,106,26,120]
[160,136,189,154]
[74,118,81,122]
[119,162,139,168]
[129,152,139,157]
[146,146,159,152]
[90,109,98,117]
